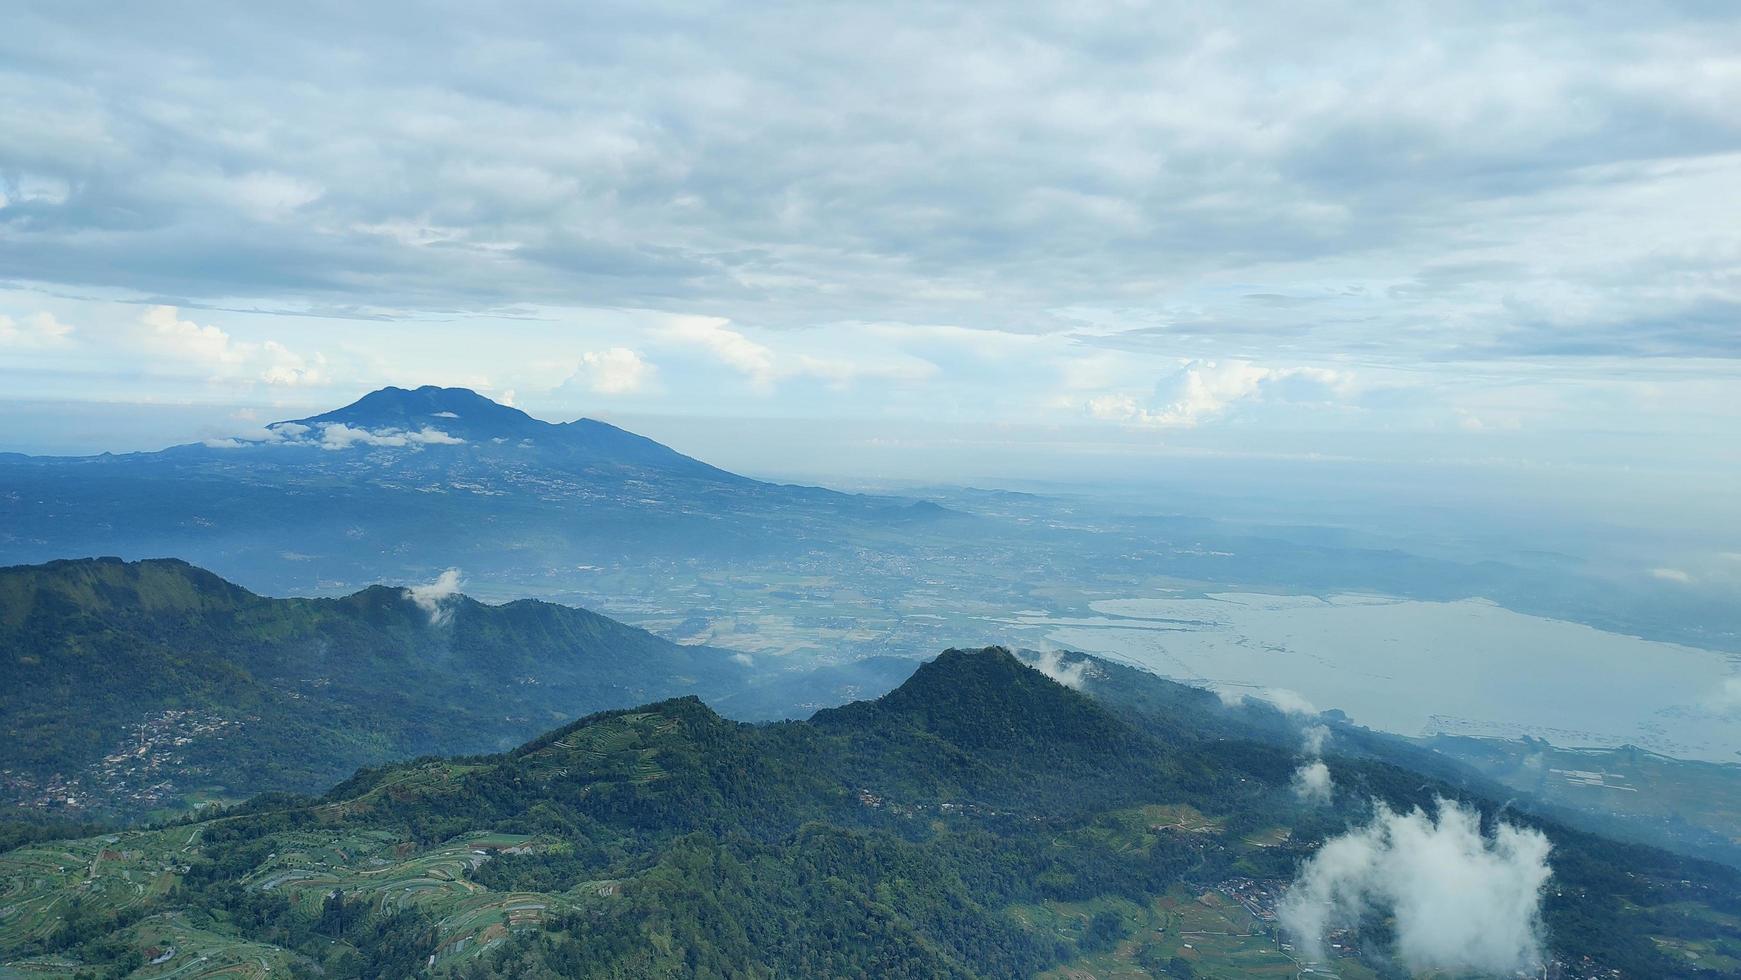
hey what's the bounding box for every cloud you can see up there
[142,305,245,366]
[1212,686,1321,717]
[1279,798,1552,975]
[1220,687,1320,717]
[658,315,937,391]
[1292,759,1333,806]
[567,347,654,395]
[208,419,462,451]
[1,1,1739,390]
[662,317,779,387]
[1704,676,1741,714]
[0,312,75,349]
[1088,360,1353,428]
[137,306,329,387]
[405,568,464,625]
[259,340,327,386]
[730,652,755,667]
[317,422,463,451]
[1291,723,1334,805]
[202,420,314,449]
[1018,649,1088,690]
[1650,567,1694,584]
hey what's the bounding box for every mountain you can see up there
[0,386,974,630]
[0,556,758,820]
[2,647,1734,978]
[268,384,747,481]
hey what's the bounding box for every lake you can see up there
[998,592,1741,763]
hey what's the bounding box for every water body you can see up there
[1011,593,1741,763]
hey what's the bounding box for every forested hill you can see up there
[4,647,1737,978]
[0,556,752,820]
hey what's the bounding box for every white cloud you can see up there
[1018,649,1089,690]
[662,316,779,387]
[1292,759,1333,805]
[1279,798,1552,975]
[1259,688,1320,717]
[730,651,755,667]
[568,347,654,395]
[408,427,464,445]
[658,315,937,391]
[1650,567,1694,584]
[142,305,245,366]
[317,422,463,451]
[405,568,464,625]
[1291,724,1334,805]
[260,340,326,386]
[138,305,330,387]
[205,421,314,449]
[1212,686,1319,716]
[1088,360,1353,428]
[0,312,75,349]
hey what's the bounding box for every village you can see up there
[1,709,238,816]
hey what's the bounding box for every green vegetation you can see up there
[2,647,1738,977]
[0,557,749,821]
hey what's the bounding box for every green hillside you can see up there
[3,648,1737,978]
[0,557,751,821]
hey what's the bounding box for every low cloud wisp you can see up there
[1279,798,1552,975]
[1019,649,1089,690]
[1291,723,1334,805]
[405,568,465,626]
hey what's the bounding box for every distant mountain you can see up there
[264,384,748,481]
[0,556,756,819]
[0,386,966,611]
[3,647,1733,978]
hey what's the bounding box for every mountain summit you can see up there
[271,385,742,480]
[290,384,543,438]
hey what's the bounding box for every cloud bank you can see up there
[1279,798,1552,975]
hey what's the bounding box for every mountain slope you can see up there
[3,647,1735,979]
[0,556,752,819]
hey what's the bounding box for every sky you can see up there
[2,1,1739,531]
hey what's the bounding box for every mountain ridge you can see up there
[5,643,1733,978]
[0,556,758,820]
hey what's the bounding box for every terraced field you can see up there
[0,824,585,975]
[1025,884,1379,980]
[239,830,568,967]
[0,711,700,976]
[0,826,194,951]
